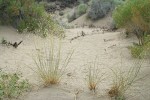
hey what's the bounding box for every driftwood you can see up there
[9,41,23,48]
[1,39,23,48]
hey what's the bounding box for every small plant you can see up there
[86,58,105,92]
[33,35,73,86]
[108,64,141,100]
[0,70,30,99]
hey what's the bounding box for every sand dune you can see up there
[0,26,150,100]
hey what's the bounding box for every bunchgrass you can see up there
[33,35,73,86]
[86,57,105,92]
[108,62,141,100]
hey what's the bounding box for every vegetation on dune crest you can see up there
[0,0,63,37]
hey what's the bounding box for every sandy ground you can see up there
[71,13,113,28]
[0,26,150,100]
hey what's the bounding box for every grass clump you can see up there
[0,70,30,99]
[86,58,105,92]
[108,64,141,100]
[33,36,73,86]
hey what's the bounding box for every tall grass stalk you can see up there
[108,61,141,100]
[33,36,73,86]
[86,57,105,92]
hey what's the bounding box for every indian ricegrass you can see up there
[108,61,141,100]
[86,57,105,92]
[33,36,73,86]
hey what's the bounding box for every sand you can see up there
[0,26,150,100]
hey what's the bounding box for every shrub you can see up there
[113,0,150,45]
[76,4,88,17]
[87,0,113,20]
[0,0,44,32]
[0,0,63,37]
[33,35,73,86]
[0,70,30,99]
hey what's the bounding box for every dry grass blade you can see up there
[108,60,141,100]
[33,35,73,86]
[86,57,105,93]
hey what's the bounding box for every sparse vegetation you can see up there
[108,63,141,100]
[0,70,30,99]
[33,35,73,86]
[86,58,105,92]
[0,0,148,99]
